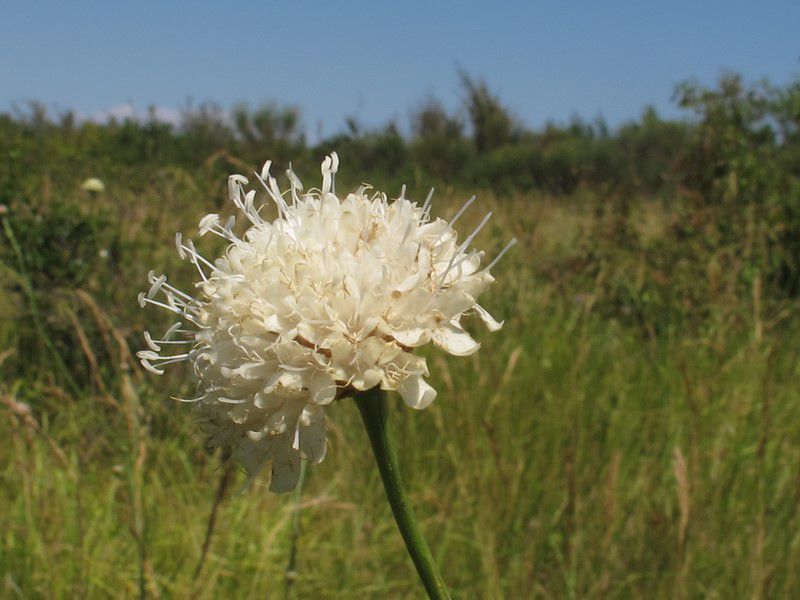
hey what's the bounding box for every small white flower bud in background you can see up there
[81,178,105,193]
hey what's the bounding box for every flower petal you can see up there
[269,444,302,493]
[432,322,480,356]
[352,368,383,390]
[264,370,304,396]
[398,374,437,409]
[299,419,327,464]
[474,304,504,332]
[459,271,495,298]
[307,370,337,405]
[391,326,431,347]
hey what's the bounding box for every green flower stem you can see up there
[354,387,451,600]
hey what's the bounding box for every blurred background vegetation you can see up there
[1,71,800,598]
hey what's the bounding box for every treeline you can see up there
[2,72,798,197]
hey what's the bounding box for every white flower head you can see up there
[138,153,515,492]
[81,177,106,193]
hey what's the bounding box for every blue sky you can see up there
[2,1,799,138]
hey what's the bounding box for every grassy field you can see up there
[1,172,799,598]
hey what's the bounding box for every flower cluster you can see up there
[138,153,514,491]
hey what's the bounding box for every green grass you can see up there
[1,182,799,598]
